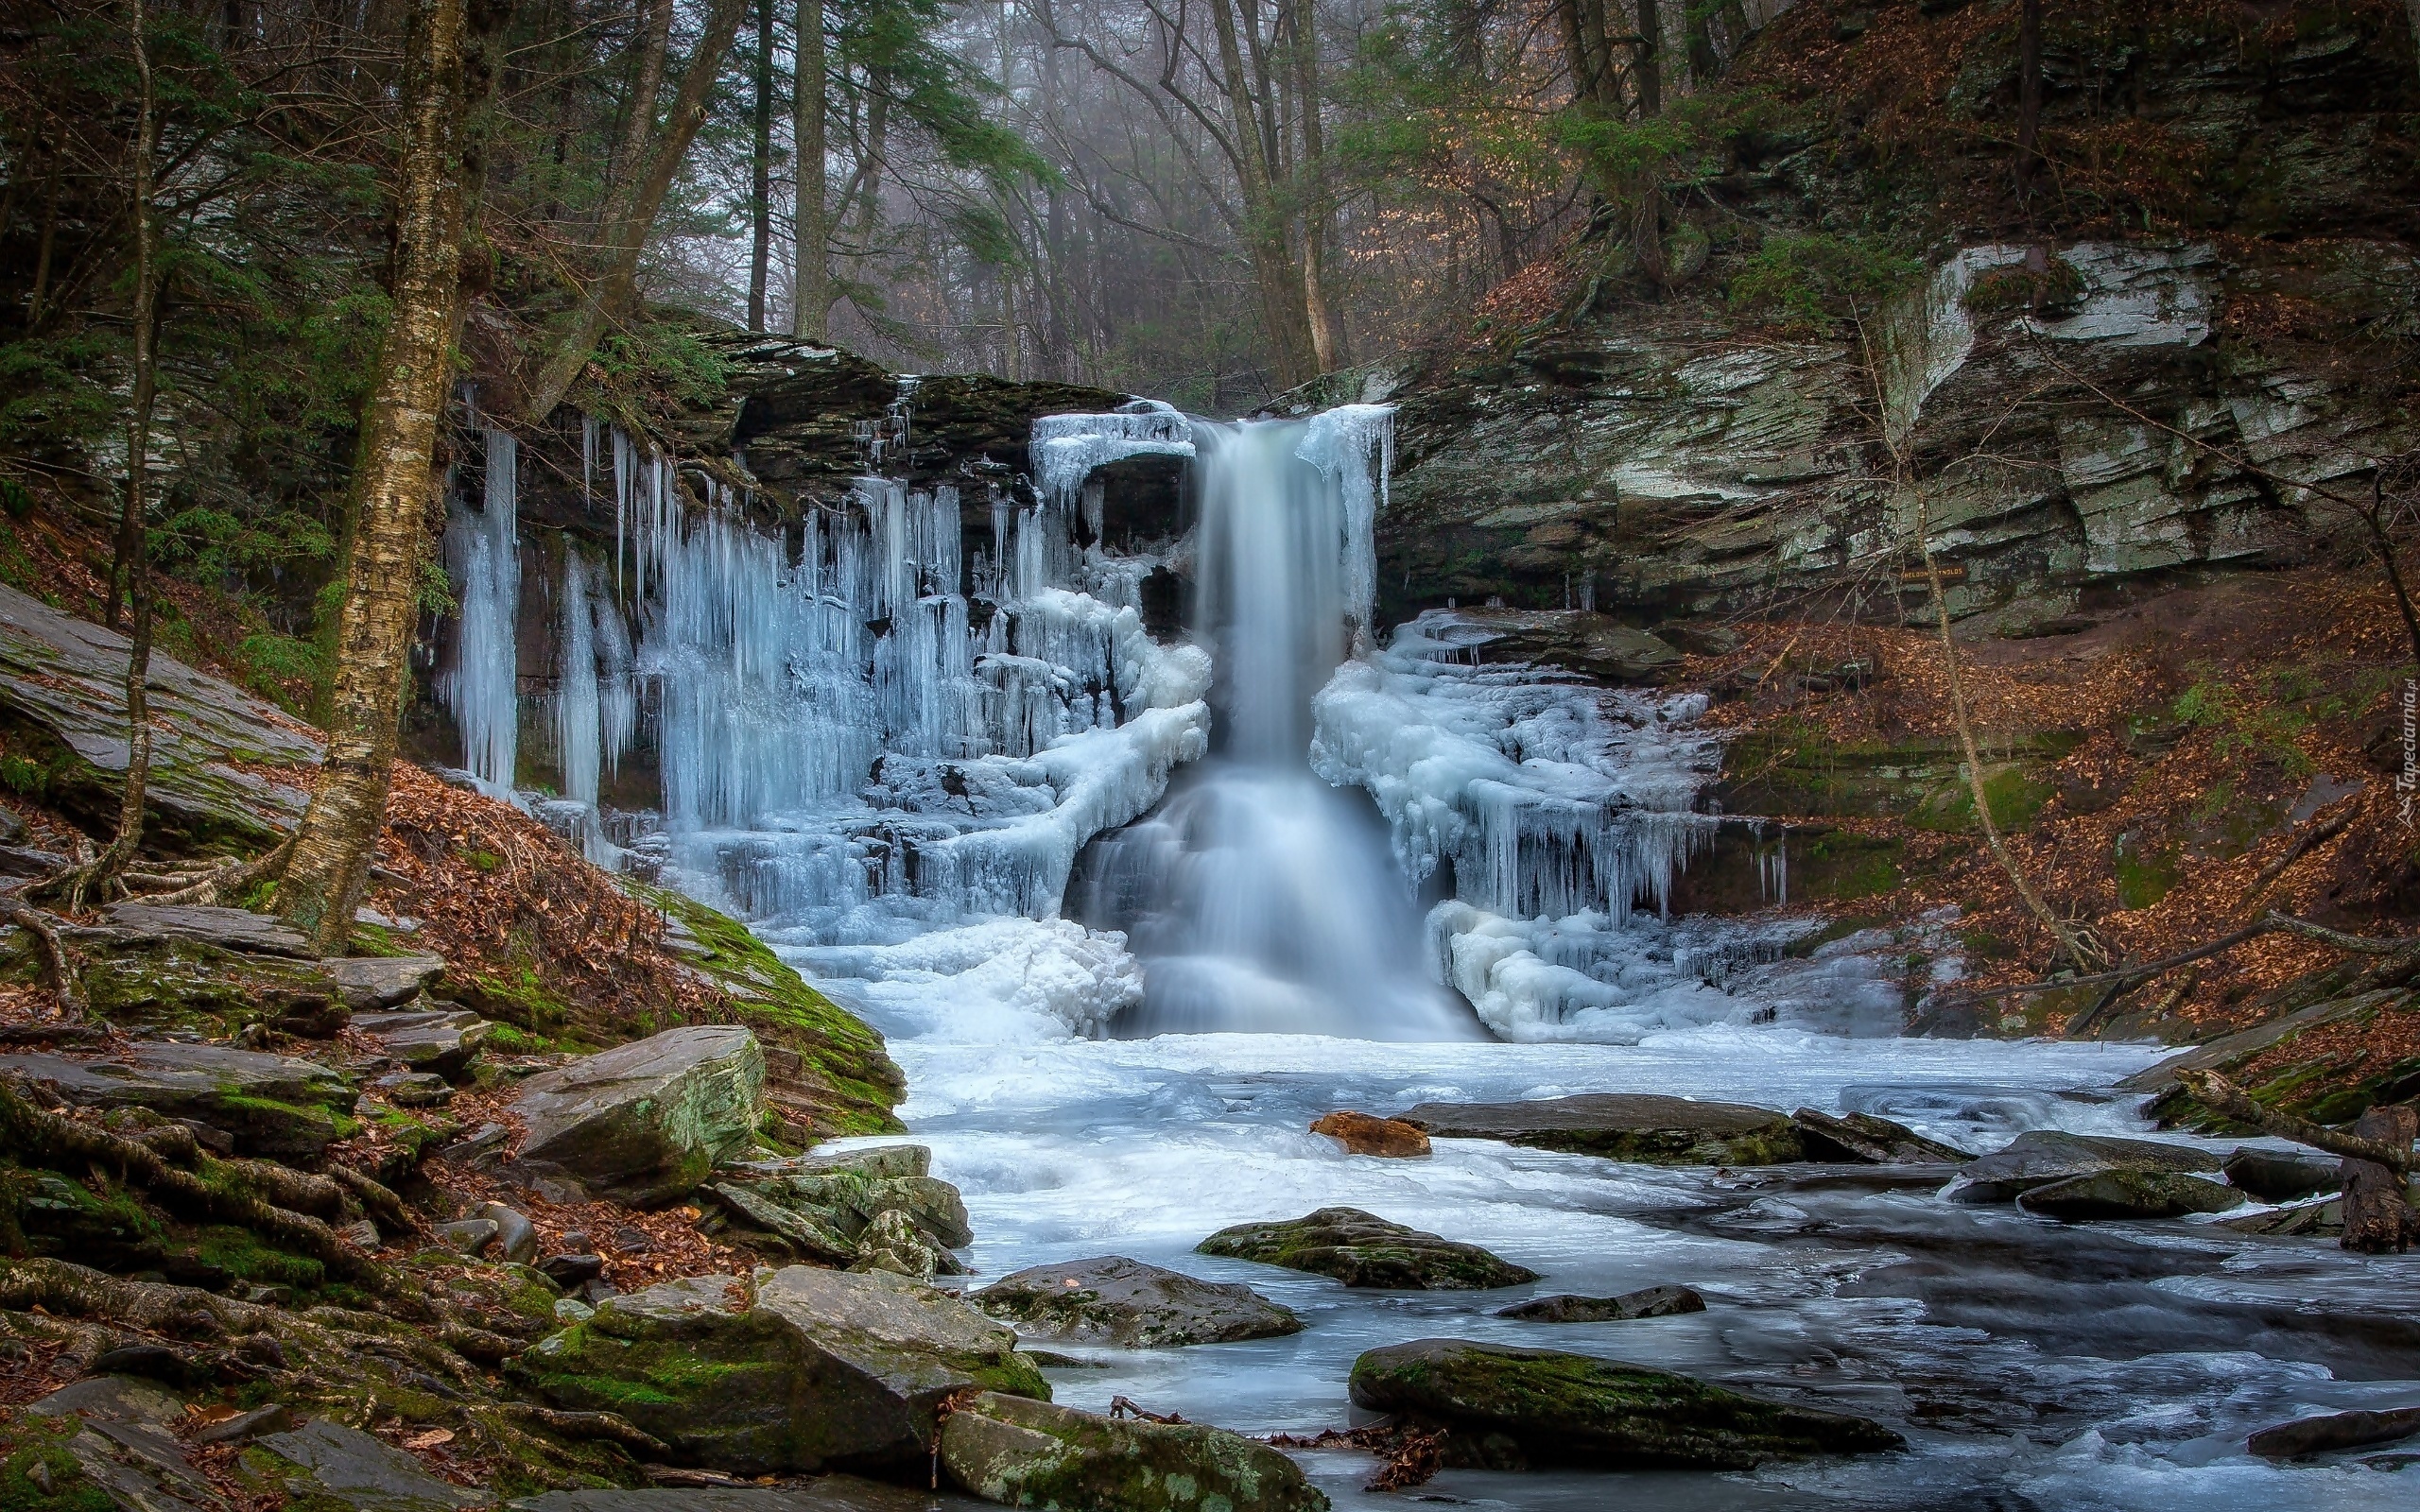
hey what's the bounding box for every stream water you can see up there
[455,397,2420,1508]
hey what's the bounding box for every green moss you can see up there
[2114,838,2181,910]
[196,1224,325,1288]
[1912,765,2053,834]
[0,1415,113,1512]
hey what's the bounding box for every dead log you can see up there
[2342,1105,2420,1255]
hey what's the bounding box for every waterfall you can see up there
[441,427,521,797]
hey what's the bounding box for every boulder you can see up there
[26,1375,232,1512]
[525,1266,1047,1474]
[239,1419,483,1512]
[513,1484,988,1512]
[1409,608,1683,684]
[2015,1168,2246,1221]
[704,1144,971,1263]
[508,1024,767,1205]
[1496,1285,1705,1323]
[937,1391,1329,1512]
[974,1256,1303,1347]
[2223,1147,2342,1203]
[1309,1110,1430,1157]
[1789,1108,1971,1165]
[1347,1339,1904,1470]
[1398,1094,1803,1165]
[2220,1196,2346,1237]
[851,1208,952,1280]
[355,1006,493,1078]
[327,954,447,1011]
[0,1041,356,1158]
[2247,1405,2420,1459]
[477,1202,540,1263]
[97,903,317,957]
[1197,1208,1538,1290]
[1943,1131,2221,1205]
[372,1071,453,1108]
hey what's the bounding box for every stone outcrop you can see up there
[508,1024,767,1205]
[2014,1168,2245,1222]
[937,1392,1329,1512]
[525,1267,1047,1474]
[700,1144,971,1274]
[0,584,317,850]
[26,1374,237,1512]
[1308,1110,1431,1158]
[354,1006,494,1078]
[973,1256,1303,1348]
[1347,1338,1904,1469]
[239,1418,487,1512]
[1399,1094,1805,1165]
[1496,1285,1706,1324]
[1790,1108,1971,1165]
[1197,1208,1538,1290]
[1942,1131,2222,1206]
[0,1041,357,1158]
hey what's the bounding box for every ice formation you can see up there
[1030,400,1193,509]
[440,426,521,797]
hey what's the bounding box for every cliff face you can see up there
[1339,1,2419,631]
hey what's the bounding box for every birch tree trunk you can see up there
[525,0,752,420]
[275,0,499,953]
[1289,0,1340,373]
[792,0,829,338]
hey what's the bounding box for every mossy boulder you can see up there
[1197,1208,1537,1290]
[0,1042,356,1158]
[524,1267,1047,1475]
[1398,1094,1805,1165]
[1347,1339,1904,1470]
[507,1024,766,1205]
[2014,1168,2246,1222]
[973,1256,1303,1348]
[237,1419,484,1512]
[937,1392,1328,1512]
[1942,1131,2222,1206]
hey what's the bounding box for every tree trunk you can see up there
[746,0,773,331]
[1633,0,1662,116]
[106,0,161,636]
[1289,0,1340,374]
[275,0,498,954]
[2015,0,2042,197]
[1207,0,1314,387]
[792,0,829,338]
[525,0,752,421]
[2342,1104,2420,1254]
[607,0,674,223]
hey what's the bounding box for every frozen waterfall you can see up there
[441,426,521,798]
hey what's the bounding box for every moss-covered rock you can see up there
[973,1256,1303,1348]
[507,1024,766,1205]
[1347,1339,1903,1470]
[939,1392,1329,1512]
[1942,1131,2221,1205]
[1197,1208,1537,1291]
[524,1267,1047,1476]
[622,881,905,1137]
[237,1420,484,1512]
[1398,1093,1805,1165]
[2014,1168,2245,1222]
[0,1042,356,1158]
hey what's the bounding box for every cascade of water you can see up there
[441,427,521,796]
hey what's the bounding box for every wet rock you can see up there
[2247,1405,2420,1459]
[2223,1147,2342,1203]
[974,1256,1303,1348]
[2220,1195,2345,1237]
[526,1267,1047,1474]
[190,1404,295,1448]
[1790,1108,1971,1165]
[27,1375,233,1512]
[241,1418,484,1512]
[703,1181,858,1264]
[1942,1131,2221,1205]
[372,1071,454,1108]
[1347,1338,1904,1469]
[1496,1285,1706,1323]
[89,1344,204,1386]
[2015,1168,2246,1221]
[1197,1208,1538,1290]
[478,1202,540,1263]
[850,1209,952,1280]
[434,1219,499,1256]
[513,1483,988,1512]
[540,1250,606,1286]
[354,1006,493,1078]
[508,1024,767,1205]
[937,1391,1328,1512]
[326,955,447,1011]
[1399,1094,1804,1165]
[0,1041,356,1158]
[1309,1110,1430,1157]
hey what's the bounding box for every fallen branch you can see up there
[2172,1071,2410,1173]
[2243,804,2357,911]
[1937,914,2409,1012]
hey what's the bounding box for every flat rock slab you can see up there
[0,583,319,850]
[1790,1108,1970,1165]
[328,954,447,1011]
[1944,1131,2222,1205]
[1497,1285,1705,1323]
[510,1024,766,1204]
[1310,1110,1430,1157]
[0,1041,356,1157]
[1198,1207,1538,1290]
[1416,608,1684,684]
[1399,1094,1803,1165]
[1348,1338,1904,1470]
[243,1419,482,1512]
[28,1375,229,1512]
[2016,1168,2245,1221]
[974,1256,1303,1348]
[514,1482,985,1512]
[355,1006,493,1076]
[98,903,317,958]
[938,1392,1329,1512]
[527,1267,1046,1474]
[2223,1147,2342,1203]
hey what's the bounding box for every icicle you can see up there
[440,427,521,798]
[556,553,601,808]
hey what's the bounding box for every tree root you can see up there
[330,1164,421,1236]
[0,1256,287,1340]
[502,1404,670,1457]
[0,1077,367,1279]
[138,833,298,907]
[1,899,85,1019]
[218,1158,350,1221]
[439,1321,527,1365]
